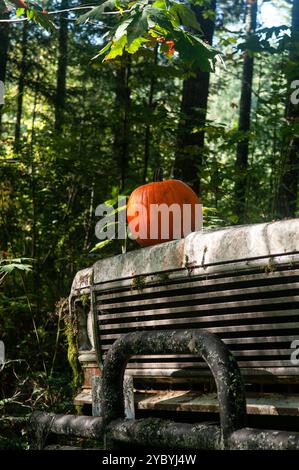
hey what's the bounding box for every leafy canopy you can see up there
[78,0,219,71]
[4,0,220,72]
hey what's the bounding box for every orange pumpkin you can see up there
[127,169,201,247]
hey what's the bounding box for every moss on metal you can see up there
[108,418,222,450]
[29,411,104,449]
[100,329,247,448]
[29,326,299,450]
[132,276,146,291]
[64,307,83,397]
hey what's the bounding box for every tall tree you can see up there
[55,0,68,131]
[234,0,258,223]
[113,57,131,192]
[276,0,299,218]
[0,10,9,135]
[174,0,217,194]
[14,21,28,149]
[143,46,158,183]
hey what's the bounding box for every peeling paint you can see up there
[88,219,299,285]
[100,329,246,448]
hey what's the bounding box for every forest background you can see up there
[0,0,298,449]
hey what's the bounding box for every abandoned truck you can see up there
[32,218,299,449]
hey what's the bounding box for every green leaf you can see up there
[115,17,133,40]
[108,204,127,216]
[26,9,34,20]
[90,239,113,253]
[173,30,218,72]
[77,0,119,24]
[28,1,43,11]
[104,34,127,61]
[115,0,124,14]
[98,221,120,234]
[127,36,147,53]
[0,263,32,274]
[257,25,289,40]
[144,5,166,23]
[229,214,239,224]
[126,11,148,45]
[94,41,112,60]
[170,3,202,32]
[98,204,127,218]
[203,207,218,214]
[16,7,25,17]
[33,11,57,32]
[150,12,175,35]
[152,0,167,9]
[6,257,33,263]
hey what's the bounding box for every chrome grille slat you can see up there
[98,297,299,320]
[96,270,299,301]
[97,283,299,312]
[97,266,299,377]
[99,309,299,330]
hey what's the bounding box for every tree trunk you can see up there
[14,21,28,149]
[174,0,216,194]
[0,11,9,135]
[113,58,131,192]
[234,0,258,223]
[55,0,68,131]
[276,0,299,218]
[143,46,158,183]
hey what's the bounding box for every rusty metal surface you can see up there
[108,419,299,450]
[185,219,299,269]
[81,364,101,388]
[29,411,104,449]
[70,219,299,386]
[30,329,299,450]
[96,261,299,381]
[135,390,299,416]
[91,219,299,285]
[30,409,299,450]
[228,427,299,450]
[70,266,93,293]
[74,390,92,405]
[92,254,299,293]
[91,375,135,419]
[67,219,299,447]
[100,329,246,446]
[108,418,222,450]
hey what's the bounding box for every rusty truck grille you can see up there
[96,264,299,378]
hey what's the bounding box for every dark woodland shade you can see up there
[174,0,217,195]
[277,0,299,218]
[54,0,68,132]
[1,1,299,451]
[0,11,9,131]
[234,0,258,223]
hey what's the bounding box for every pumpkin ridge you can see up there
[127,178,201,247]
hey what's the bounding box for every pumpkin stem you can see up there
[153,166,163,182]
